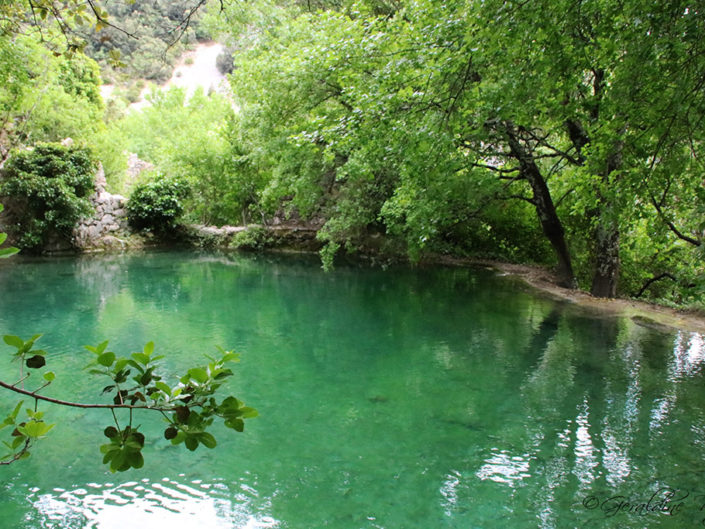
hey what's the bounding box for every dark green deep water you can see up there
[0,251,704,529]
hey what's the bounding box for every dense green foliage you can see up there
[108,87,258,225]
[206,0,704,303]
[0,33,105,156]
[126,174,190,235]
[0,205,19,259]
[0,143,96,250]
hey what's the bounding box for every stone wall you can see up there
[187,223,321,252]
[73,165,130,251]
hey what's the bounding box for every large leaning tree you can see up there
[216,0,704,298]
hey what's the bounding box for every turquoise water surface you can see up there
[0,251,704,528]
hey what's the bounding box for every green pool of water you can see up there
[0,251,704,528]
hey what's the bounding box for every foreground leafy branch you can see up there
[0,214,256,472]
[0,335,257,472]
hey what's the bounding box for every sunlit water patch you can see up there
[23,475,279,529]
[0,251,704,528]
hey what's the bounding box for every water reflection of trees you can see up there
[480,309,705,528]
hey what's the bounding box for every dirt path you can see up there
[437,256,705,334]
[164,42,227,97]
[101,42,228,111]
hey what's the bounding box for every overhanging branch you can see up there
[650,195,702,247]
[0,379,180,411]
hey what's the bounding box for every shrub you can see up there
[0,143,96,251]
[216,47,235,75]
[231,226,273,251]
[126,175,190,235]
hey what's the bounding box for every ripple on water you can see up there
[475,448,532,486]
[30,476,281,529]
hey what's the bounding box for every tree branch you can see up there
[555,187,575,208]
[0,439,30,466]
[507,194,536,205]
[469,162,520,175]
[633,272,678,299]
[0,379,179,411]
[166,0,208,49]
[520,126,583,166]
[649,195,702,247]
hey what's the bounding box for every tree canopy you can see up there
[204,0,704,301]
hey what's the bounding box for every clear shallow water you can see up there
[0,251,704,528]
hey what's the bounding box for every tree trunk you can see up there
[590,139,624,298]
[504,123,577,288]
[590,216,619,297]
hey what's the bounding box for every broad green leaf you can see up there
[227,418,245,432]
[86,341,109,355]
[110,449,128,472]
[125,439,143,451]
[100,442,119,455]
[0,247,19,258]
[239,407,259,419]
[170,431,186,445]
[97,352,116,367]
[18,420,54,439]
[187,368,209,384]
[198,432,217,449]
[155,381,171,395]
[222,352,240,363]
[0,401,23,430]
[27,410,44,420]
[131,352,150,365]
[184,435,199,451]
[10,401,22,419]
[213,368,233,380]
[3,335,23,349]
[113,358,129,371]
[220,396,242,410]
[128,450,144,469]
